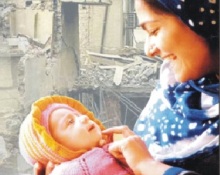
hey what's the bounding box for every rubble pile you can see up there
[74,56,160,89]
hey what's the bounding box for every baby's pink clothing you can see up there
[51,146,134,175]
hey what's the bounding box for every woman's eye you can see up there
[149,29,158,36]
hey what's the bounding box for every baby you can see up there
[19,95,134,175]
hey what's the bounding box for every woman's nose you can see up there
[144,43,158,57]
[144,37,159,57]
[79,115,89,123]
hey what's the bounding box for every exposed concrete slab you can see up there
[10,9,36,38]
[10,9,54,44]
[0,89,20,113]
[34,10,54,44]
[113,66,123,86]
[23,55,47,107]
[0,57,13,88]
[0,136,7,162]
[6,37,19,46]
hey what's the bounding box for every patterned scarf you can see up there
[134,60,219,162]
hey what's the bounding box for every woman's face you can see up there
[135,0,213,82]
[49,108,102,151]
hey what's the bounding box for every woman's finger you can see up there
[108,140,127,164]
[33,162,45,175]
[108,135,153,173]
[45,161,55,175]
[102,125,135,137]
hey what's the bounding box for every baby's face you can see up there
[49,108,102,151]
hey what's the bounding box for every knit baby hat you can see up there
[19,95,106,166]
[41,103,79,135]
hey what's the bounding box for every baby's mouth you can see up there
[88,123,95,131]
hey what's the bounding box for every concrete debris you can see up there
[74,54,160,89]
[6,37,18,46]
[0,136,7,165]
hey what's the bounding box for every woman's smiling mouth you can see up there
[161,54,177,60]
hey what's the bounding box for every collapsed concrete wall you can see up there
[0,0,80,174]
[0,0,161,174]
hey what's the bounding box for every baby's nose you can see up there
[79,115,89,123]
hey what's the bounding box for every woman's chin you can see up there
[175,73,189,83]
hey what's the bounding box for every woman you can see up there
[34,0,219,175]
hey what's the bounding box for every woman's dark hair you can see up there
[139,0,173,14]
[208,36,219,54]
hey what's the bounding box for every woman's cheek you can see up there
[157,33,171,52]
[173,61,191,82]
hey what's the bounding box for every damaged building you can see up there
[0,0,162,174]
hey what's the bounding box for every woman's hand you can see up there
[103,126,152,173]
[102,126,170,175]
[102,125,135,137]
[33,161,55,175]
